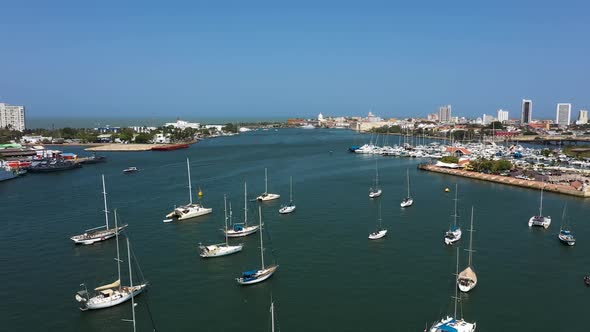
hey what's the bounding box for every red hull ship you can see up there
[151,143,190,151]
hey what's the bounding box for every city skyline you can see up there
[1,1,589,119]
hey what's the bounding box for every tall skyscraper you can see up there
[0,103,26,131]
[438,105,452,123]
[521,99,532,124]
[556,103,572,127]
[577,109,588,125]
[497,109,509,123]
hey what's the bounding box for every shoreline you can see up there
[418,163,590,198]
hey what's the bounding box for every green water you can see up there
[1,129,588,331]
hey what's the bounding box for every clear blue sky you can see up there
[1,0,588,120]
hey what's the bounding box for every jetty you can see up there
[419,163,590,198]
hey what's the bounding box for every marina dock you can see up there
[419,163,590,198]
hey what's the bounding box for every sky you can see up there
[1,0,589,121]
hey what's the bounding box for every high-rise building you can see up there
[438,105,452,123]
[482,114,497,125]
[0,103,26,131]
[521,99,532,124]
[577,109,588,125]
[556,103,572,127]
[497,109,509,123]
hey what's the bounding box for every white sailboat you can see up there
[71,174,128,245]
[444,184,462,245]
[369,199,387,240]
[428,247,476,332]
[236,206,278,285]
[200,195,244,257]
[279,176,296,214]
[528,183,551,228]
[369,161,382,198]
[166,158,212,221]
[257,168,281,201]
[558,204,575,246]
[75,211,147,310]
[225,182,260,237]
[457,206,478,292]
[400,168,413,207]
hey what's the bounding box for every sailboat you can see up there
[199,195,244,257]
[369,199,387,240]
[428,247,476,332]
[457,206,478,292]
[75,211,147,310]
[224,182,260,237]
[400,168,413,207]
[369,160,382,198]
[558,205,575,246]
[71,174,128,245]
[257,168,281,201]
[444,184,462,245]
[528,183,551,228]
[236,206,279,285]
[166,158,212,221]
[279,176,296,214]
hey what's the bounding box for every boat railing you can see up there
[85,225,107,232]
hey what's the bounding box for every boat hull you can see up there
[558,234,575,246]
[369,190,382,198]
[279,205,296,214]
[166,205,212,220]
[257,193,281,201]
[81,284,147,311]
[429,316,476,332]
[444,229,462,245]
[70,225,128,245]
[224,225,260,237]
[236,265,278,285]
[368,229,387,240]
[400,198,413,207]
[200,244,243,258]
[528,216,551,229]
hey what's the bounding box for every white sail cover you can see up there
[458,266,477,283]
[94,279,120,291]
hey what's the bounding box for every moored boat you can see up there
[457,207,478,292]
[444,184,462,245]
[278,176,296,214]
[165,158,212,221]
[558,205,575,246]
[528,184,551,229]
[199,195,243,258]
[257,168,281,201]
[225,182,259,237]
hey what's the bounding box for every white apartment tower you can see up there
[556,103,571,127]
[521,99,532,124]
[497,109,509,123]
[577,109,588,125]
[0,103,26,131]
[438,105,452,123]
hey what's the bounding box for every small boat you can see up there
[558,205,575,246]
[123,167,139,173]
[236,206,279,285]
[584,276,590,286]
[75,212,147,310]
[400,168,413,207]
[457,206,478,292]
[71,175,128,245]
[165,158,212,221]
[445,187,451,193]
[278,176,296,214]
[369,160,382,198]
[369,199,387,240]
[444,184,462,245]
[528,184,551,229]
[257,168,281,201]
[199,195,243,258]
[82,154,107,164]
[427,247,476,332]
[224,182,260,237]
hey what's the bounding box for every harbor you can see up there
[2,128,589,331]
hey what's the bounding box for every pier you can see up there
[418,163,590,198]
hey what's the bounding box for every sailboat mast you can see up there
[114,210,121,290]
[259,206,265,270]
[378,199,382,229]
[289,176,293,202]
[453,184,459,227]
[265,168,268,194]
[224,195,228,245]
[270,301,275,332]
[126,238,136,332]
[102,174,109,230]
[468,206,474,267]
[406,168,410,197]
[454,247,459,318]
[539,185,544,217]
[375,161,379,188]
[244,182,248,225]
[187,158,193,205]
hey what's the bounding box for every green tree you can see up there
[119,128,135,142]
[222,123,238,133]
[440,156,459,164]
[134,133,152,144]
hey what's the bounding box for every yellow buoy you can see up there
[444,187,451,193]
[198,188,203,197]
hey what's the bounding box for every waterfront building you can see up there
[482,114,496,125]
[0,103,26,131]
[427,113,439,122]
[497,109,509,123]
[94,125,121,134]
[318,113,325,122]
[165,119,201,130]
[439,105,452,123]
[521,99,532,124]
[556,103,572,127]
[366,111,382,122]
[576,109,588,125]
[130,126,157,133]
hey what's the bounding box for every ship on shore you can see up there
[151,143,190,151]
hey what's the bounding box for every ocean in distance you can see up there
[1,128,588,331]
